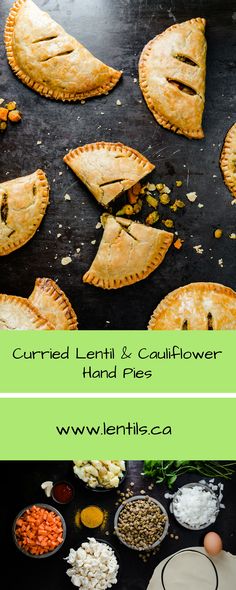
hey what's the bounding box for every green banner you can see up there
[0,330,234,393]
[0,398,235,459]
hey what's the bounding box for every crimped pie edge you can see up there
[0,294,54,329]
[83,220,173,289]
[148,282,236,329]
[64,141,155,174]
[0,169,49,256]
[4,0,122,102]
[29,277,78,330]
[138,17,206,139]
[220,123,236,198]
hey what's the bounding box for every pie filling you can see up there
[1,192,8,223]
[181,312,214,330]
[40,50,74,63]
[167,78,197,96]
[174,54,199,67]
[32,35,58,43]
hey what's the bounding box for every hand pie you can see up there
[148,282,236,330]
[0,169,49,255]
[29,277,78,330]
[139,18,207,139]
[0,295,53,330]
[64,142,155,207]
[5,0,121,101]
[83,215,173,289]
[220,123,236,198]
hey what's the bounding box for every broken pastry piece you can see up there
[148,282,236,330]
[220,123,236,198]
[83,215,173,289]
[29,277,78,330]
[5,0,121,101]
[64,142,155,207]
[0,279,78,330]
[139,18,207,138]
[0,295,54,330]
[0,169,49,255]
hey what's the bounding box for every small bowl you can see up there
[13,503,66,558]
[171,482,220,530]
[52,481,74,504]
[114,495,169,552]
[74,462,127,493]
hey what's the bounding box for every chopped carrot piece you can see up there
[174,238,184,249]
[15,505,64,555]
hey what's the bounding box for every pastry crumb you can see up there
[57,233,62,238]
[193,244,204,254]
[116,99,122,106]
[36,140,42,145]
[229,233,236,239]
[91,240,96,245]
[58,223,62,228]
[218,258,224,268]
[59,171,63,176]
[198,203,204,208]
[231,199,236,205]
[64,193,71,201]
[133,77,137,83]
[96,222,102,229]
[61,256,72,266]
[186,191,197,202]
[81,100,85,104]
[76,247,81,254]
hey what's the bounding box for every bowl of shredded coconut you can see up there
[65,537,119,589]
[171,482,220,530]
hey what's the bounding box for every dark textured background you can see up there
[0,0,236,329]
[0,460,236,588]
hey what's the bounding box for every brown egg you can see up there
[204,532,223,556]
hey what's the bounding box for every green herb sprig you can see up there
[143,461,236,489]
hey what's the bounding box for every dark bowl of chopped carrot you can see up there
[13,503,66,558]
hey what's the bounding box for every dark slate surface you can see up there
[0,460,236,588]
[0,0,236,329]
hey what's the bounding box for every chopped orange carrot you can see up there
[15,505,64,555]
[173,238,184,249]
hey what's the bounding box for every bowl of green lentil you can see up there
[114,495,169,552]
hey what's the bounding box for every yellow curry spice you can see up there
[80,505,104,529]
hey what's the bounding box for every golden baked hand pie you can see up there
[148,282,236,330]
[139,18,207,139]
[83,215,173,289]
[0,169,49,256]
[64,142,155,206]
[29,277,78,330]
[5,0,121,101]
[220,123,236,198]
[0,295,53,329]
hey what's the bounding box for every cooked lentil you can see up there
[116,497,167,550]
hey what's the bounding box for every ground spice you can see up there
[80,505,104,529]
